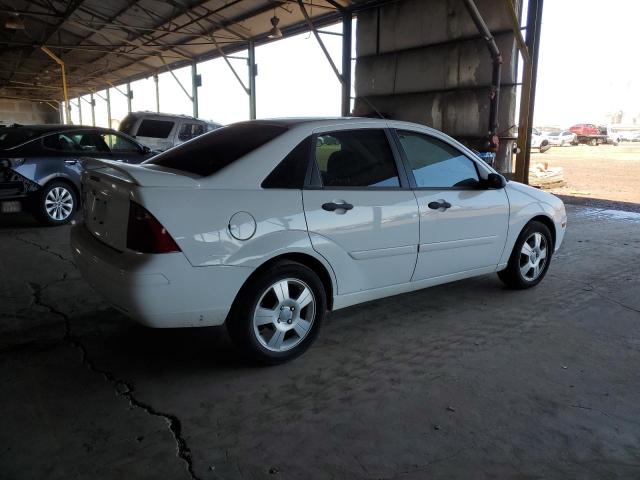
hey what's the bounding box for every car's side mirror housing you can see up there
[485,172,506,189]
[141,145,151,154]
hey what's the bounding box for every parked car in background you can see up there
[118,112,222,152]
[569,123,607,146]
[72,118,566,364]
[547,130,577,146]
[531,128,552,152]
[0,124,154,225]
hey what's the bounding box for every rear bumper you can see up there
[70,224,253,328]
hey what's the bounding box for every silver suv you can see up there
[118,112,221,152]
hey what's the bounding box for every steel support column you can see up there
[77,98,82,124]
[154,74,160,113]
[191,61,199,118]
[126,82,132,112]
[248,41,257,120]
[462,0,502,142]
[106,88,112,128]
[514,0,543,184]
[40,46,71,124]
[341,13,352,117]
[90,93,96,126]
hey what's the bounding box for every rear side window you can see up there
[147,123,288,176]
[136,119,174,138]
[315,129,400,188]
[262,137,311,189]
[0,129,39,149]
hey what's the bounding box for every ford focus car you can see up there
[71,118,567,364]
[0,124,154,225]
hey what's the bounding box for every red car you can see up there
[569,124,607,146]
[569,124,599,136]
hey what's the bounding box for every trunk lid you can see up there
[82,160,198,251]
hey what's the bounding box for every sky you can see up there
[70,1,640,130]
[533,0,640,127]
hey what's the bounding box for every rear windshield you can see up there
[136,119,174,138]
[146,123,288,176]
[0,128,40,149]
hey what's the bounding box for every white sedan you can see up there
[547,130,577,146]
[71,118,567,364]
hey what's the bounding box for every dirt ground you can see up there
[528,142,640,207]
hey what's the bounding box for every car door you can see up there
[393,129,509,281]
[303,126,419,294]
[40,131,88,180]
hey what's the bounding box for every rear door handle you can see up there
[322,201,354,212]
[427,200,452,210]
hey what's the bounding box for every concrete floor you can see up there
[1,204,640,480]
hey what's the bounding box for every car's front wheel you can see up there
[34,181,77,226]
[227,260,326,364]
[498,221,553,289]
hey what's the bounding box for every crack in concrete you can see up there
[27,281,202,480]
[14,234,75,266]
[554,275,640,315]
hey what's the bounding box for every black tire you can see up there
[539,141,551,153]
[498,221,553,289]
[33,180,78,226]
[227,260,327,365]
[589,138,597,146]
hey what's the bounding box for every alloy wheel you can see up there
[519,232,548,281]
[45,186,74,221]
[252,278,316,352]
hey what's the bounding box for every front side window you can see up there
[397,130,479,189]
[102,133,140,153]
[136,119,174,138]
[315,129,400,188]
[178,123,206,142]
[146,122,288,176]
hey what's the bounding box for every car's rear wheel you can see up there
[498,221,553,289]
[227,260,326,364]
[34,181,77,226]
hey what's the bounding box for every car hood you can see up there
[506,180,564,210]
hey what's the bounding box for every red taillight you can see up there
[127,201,181,254]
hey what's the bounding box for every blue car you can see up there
[0,124,154,225]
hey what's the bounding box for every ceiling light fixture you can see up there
[268,15,283,39]
[5,13,25,30]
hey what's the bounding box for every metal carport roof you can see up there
[0,0,384,103]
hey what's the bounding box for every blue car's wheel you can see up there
[35,181,77,226]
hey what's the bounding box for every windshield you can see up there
[146,122,288,176]
[0,128,40,149]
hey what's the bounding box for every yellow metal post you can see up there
[41,46,71,124]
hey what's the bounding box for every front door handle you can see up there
[427,200,452,210]
[322,201,354,212]
[65,159,78,165]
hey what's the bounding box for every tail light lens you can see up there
[127,201,181,254]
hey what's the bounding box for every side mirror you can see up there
[485,173,506,189]
[141,145,151,154]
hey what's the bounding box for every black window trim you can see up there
[303,128,412,191]
[390,128,487,191]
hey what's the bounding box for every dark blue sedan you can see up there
[0,124,154,225]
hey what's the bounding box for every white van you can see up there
[118,112,222,152]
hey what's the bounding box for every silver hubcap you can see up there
[45,187,74,221]
[520,232,548,281]
[252,278,316,352]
